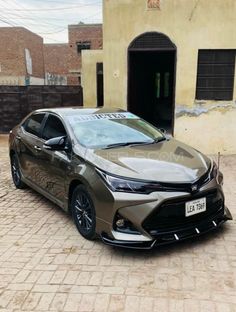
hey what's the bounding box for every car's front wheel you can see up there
[71,185,96,240]
[10,154,26,189]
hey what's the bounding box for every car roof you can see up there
[35,107,127,117]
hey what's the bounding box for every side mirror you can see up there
[43,136,68,151]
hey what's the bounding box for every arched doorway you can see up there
[128,32,177,134]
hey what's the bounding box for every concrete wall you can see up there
[82,0,236,153]
[45,73,67,86]
[0,76,23,85]
[29,77,45,85]
[82,50,103,107]
[175,108,236,155]
[0,76,45,86]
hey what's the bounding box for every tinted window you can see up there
[42,115,67,140]
[24,113,45,137]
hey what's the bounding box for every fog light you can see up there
[114,213,140,234]
[116,219,125,228]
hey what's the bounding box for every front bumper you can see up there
[101,206,232,249]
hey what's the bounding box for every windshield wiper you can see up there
[152,137,167,144]
[103,141,152,149]
[103,137,167,150]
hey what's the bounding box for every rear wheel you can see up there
[71,185,96,240]
[10,154,26,189]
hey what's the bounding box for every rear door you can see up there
[16,113,46,182]
[39,114,71,204]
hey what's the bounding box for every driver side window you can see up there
[42,115,67,141]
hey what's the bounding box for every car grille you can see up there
[142,189,224,233]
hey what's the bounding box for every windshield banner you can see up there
[68,112,139,123]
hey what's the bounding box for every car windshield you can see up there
[66,112,165,149]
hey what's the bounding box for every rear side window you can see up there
[42,115,67,140]
[24,113,45,137]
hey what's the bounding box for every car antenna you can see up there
[218,152,221,170]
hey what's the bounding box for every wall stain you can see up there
[176,102,236,118]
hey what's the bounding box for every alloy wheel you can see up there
[74,193,93,232]
[72,185,96,240]
[11,155,26,189]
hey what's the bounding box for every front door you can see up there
[39,114,71,204]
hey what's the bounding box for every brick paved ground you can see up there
[0,134,236,312]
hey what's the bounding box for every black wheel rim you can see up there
[12,157,21,185]
[74,192,93,232]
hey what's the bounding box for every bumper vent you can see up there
[143,189,224,233]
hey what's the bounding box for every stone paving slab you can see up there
[0,135,236,311]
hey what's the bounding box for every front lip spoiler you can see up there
[101,207,232,250]
[101,234,156,250]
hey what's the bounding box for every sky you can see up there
[0,0,103,43]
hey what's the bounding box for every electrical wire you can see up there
[0,16,16,27]
[0,2,102,12]
[22,0,101,4]
[37,10,102,34]
[0,0,102,42]
[0,0,102,32]
[0,0,69,29]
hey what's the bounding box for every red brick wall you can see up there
[68,24,103,74]
[43,24,103,86]
[0,28,24,76]
[44,44,70,75]
[18,28,44,78]
[0,27,44,79]
[0,25,102,85]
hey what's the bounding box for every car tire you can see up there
[10,154,27,189]
[71,185,96,240]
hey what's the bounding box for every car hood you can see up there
[78,138,211,183]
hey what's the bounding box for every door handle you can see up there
[34,145,42,152]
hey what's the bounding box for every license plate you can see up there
[185,197,206,217]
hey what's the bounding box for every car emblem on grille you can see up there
[191,184,198,192]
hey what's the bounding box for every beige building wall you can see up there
[103,0,236,106]
[82,0,236,154]
[82,50,103,107]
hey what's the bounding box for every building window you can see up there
[76,41,91,54]
[196,50,235,101]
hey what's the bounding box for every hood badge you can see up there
[191,184,198,193]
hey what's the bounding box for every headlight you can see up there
[96,169,163,194]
